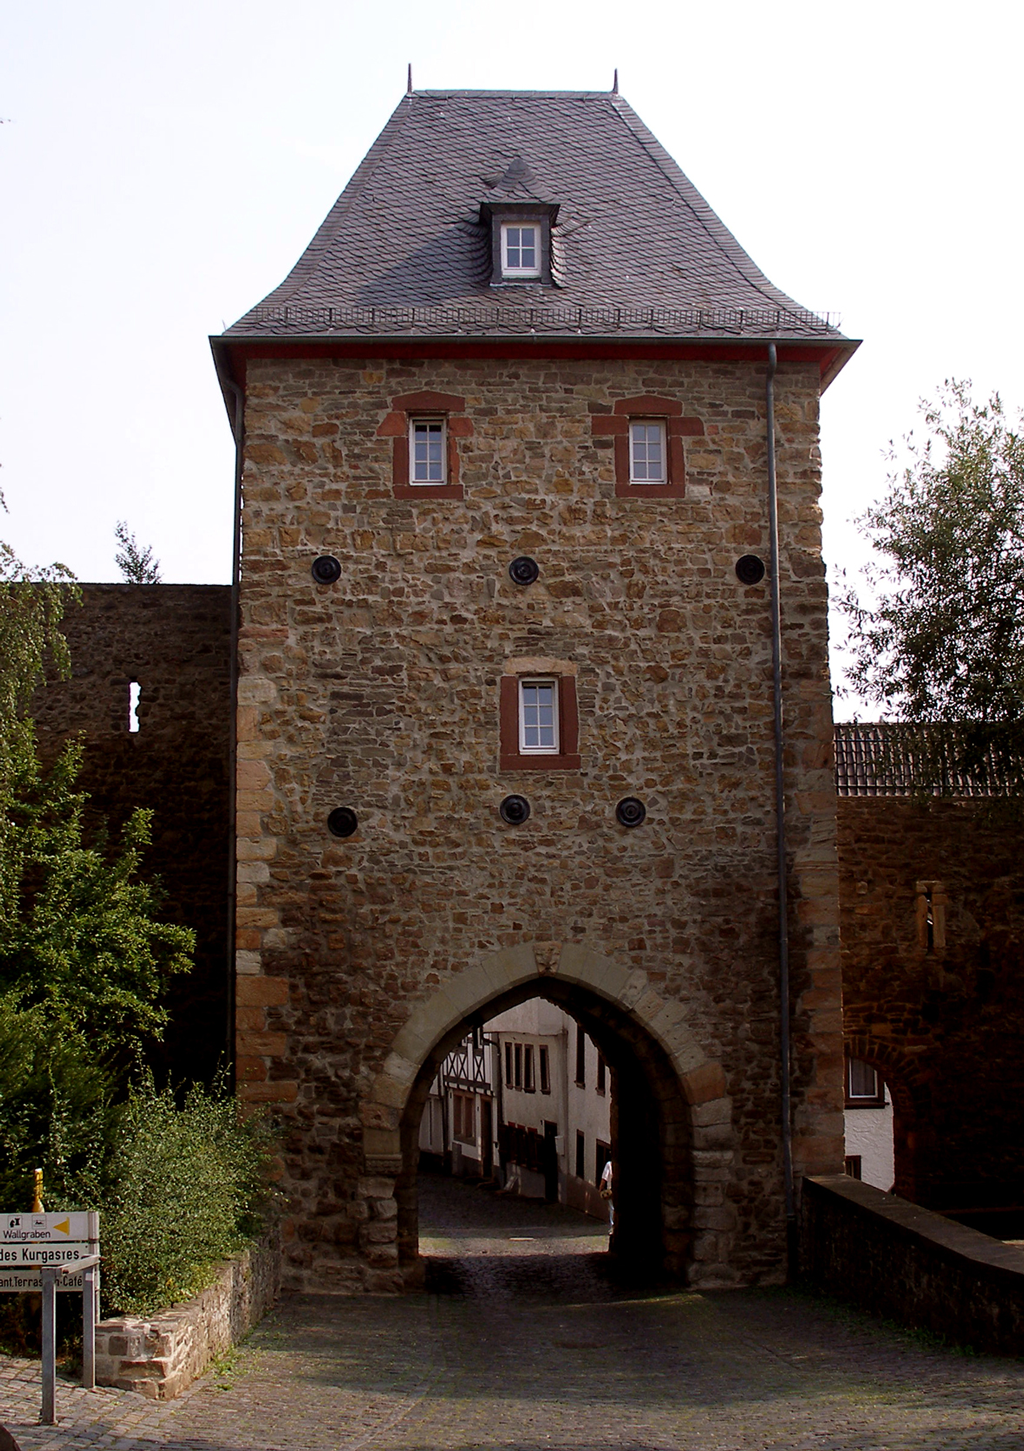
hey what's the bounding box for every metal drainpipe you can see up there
[224,380,244,1089]
[766,343,796,1270]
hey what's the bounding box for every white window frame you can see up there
[409,416,446,484]
[518,678,560,755]
[501,223,541,279]
[629,419,668,484]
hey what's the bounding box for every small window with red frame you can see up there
[499,673,580,772]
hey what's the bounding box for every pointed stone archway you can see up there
[357,942,734,1288]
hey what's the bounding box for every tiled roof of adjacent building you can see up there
[834,722,1016,798]
[223,89,849,348]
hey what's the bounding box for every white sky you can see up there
[3,1,1022,705]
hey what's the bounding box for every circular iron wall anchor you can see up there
[499,794,531,825]
[327,807,358,838]
[508,556,540,587]
[311,555,343,585]
[615,797,646,828]
[735,553,766,586]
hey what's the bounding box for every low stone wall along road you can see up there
[3,1177,1024,1450]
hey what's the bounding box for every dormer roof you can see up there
[218,88,855,383]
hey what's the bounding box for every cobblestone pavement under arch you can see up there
[3,1176,1024,1451]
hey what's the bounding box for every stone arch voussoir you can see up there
[361,941,729,1166]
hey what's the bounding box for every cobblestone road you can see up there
[3,1176,1024,1450]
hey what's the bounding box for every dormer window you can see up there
[501,225,540,279]
[481,200,558,287]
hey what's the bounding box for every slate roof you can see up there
[224,90,848,348]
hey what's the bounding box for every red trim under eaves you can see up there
[210,333,859,427]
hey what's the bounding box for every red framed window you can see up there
[499,673,581,772]
[589,394,703,498]
[376,389,471,499]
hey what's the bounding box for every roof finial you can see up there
[407,63,413,95]
[612,68,618,95]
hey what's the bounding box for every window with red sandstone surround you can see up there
[375,390,471,498]
[589,394,703,498]
[499,671,580,772]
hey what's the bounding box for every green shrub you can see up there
[99,1077,275,1317]
[0,992,112,1209]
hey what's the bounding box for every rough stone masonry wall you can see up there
[32,585,233,1086]
[235,354,843,1291]
[95,1231,280,1399]
[837,796,1024,1215]
[801,1174,1024,1355]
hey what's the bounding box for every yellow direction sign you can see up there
[0,1212,98,1244]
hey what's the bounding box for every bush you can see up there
[0,992,112,1209]
[99,1077,275,1317]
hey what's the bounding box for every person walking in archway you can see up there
[600,1156,614,1232]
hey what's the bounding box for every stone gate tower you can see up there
[212,86,858,1291]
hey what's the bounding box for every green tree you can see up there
[0,733,194,1062]
[0,535,78,782]
[842,380,1024,790]
[114,521,161,584]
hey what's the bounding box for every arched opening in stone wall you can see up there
[395,976,694,1285]
[844,1035,926,1202]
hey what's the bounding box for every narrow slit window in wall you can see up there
[128,681,141,733]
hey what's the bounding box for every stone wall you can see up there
[95,1231,280,1400]
[801,1174,1024,1355]
[837,796,1024,1216]
[234,352,843,1290]
[32,585,233,1086]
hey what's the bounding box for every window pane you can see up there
[520,227,536,268]
[412,421,444,482]
[630,421,666,482]
[848,1060,879,1098]
[521,681,557,750]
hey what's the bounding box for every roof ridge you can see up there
[414,88,615,97]
[238,95,417,317]
[608,97,803,315]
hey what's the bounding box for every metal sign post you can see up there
[40,1267,57,1425]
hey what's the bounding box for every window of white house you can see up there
[410,418,445,483]
[539,1045,551,1094]
[518,679,559,754]
[452,1091,475,1143]
[845,1058,886,1108]
[524,1044,535,1092]
[501,224,540,278]
[629,421,667,483]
